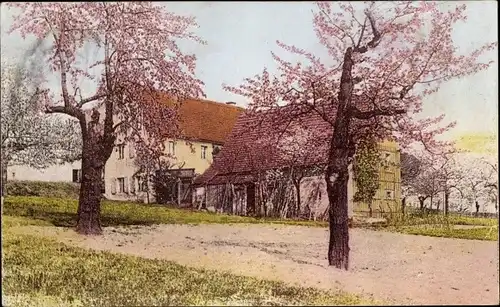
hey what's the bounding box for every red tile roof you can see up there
[193,105,334,186]
[177,98,244,144]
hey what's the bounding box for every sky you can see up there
[1,1,498,148]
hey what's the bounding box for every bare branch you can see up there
[350,106,405,119]
[355,17,367,49]
[77,94,107,108]
[365,11,381,48]
[353,10,382,53]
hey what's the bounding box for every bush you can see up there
[5,181,80,199]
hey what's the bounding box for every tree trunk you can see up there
[76,156,104,235]
[324,46,357,270]
[294,181,301,218]
[401,197,406,220]
[368,200,373,218]
[325,164,350,270]
[76,117,115,235]
[1,163,6,205]
[444,192,450,215]
[418,196,425,210]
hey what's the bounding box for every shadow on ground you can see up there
[3,208,158,228]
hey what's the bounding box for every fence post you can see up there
[177,178,181,206]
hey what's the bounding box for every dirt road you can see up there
[25,224,499,305]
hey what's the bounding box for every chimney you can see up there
[225,101,236,105]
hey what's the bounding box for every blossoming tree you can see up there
[1,59,81,201]
[7,2,205,234]
[224,2,496,269]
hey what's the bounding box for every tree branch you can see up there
[77,93,107,108]
[45,104,85,123]
[365,11,381,48]
[353,10,381,53]
[355,17,367,49]
[350,106,405,120]
[112,121,125,132]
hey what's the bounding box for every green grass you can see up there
[391,225,499,241]
[5,180,80,199]
[3,196,328,228]
[4,196,498,242]
[1,216,369,306]
[384,211,498,227]
[380,211,498,241]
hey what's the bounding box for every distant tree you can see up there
[460,157,493,214]
[353,137,381,217]
[400,152,422,213]
[481,159,498,213]
[412,155,451,211]
[1,60,81,199]
[225,2,495,269]
[7,2,205,234]
[433,154,465,215]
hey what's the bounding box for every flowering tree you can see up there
[410,159,437,210]
[459,157,494,214]
[224,2,496,269]
[484,161,498,214]
[1,59,81,200]
[434,154,465,215]
[7,2,205,234]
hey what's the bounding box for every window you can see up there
[111,178,117,194]
[136,176,142,192]
[168,141,176,155]
[130,177,136,194]
[118,177,125,193]
[212,145,221,157]
[136,175,147,192]
[385,190,394,200]
[117,144,125,160]
[383,152,392,163]
[72,169,82,183]
[201,145,208,159]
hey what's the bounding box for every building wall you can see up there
[199,141,400,219]
[200,164,356,219]
[7,161,82,182]
[299,164,356,219]
[297,140,401,217]
[104,138,220,202]
[352,140,402,214]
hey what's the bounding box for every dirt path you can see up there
[20,224,499,305]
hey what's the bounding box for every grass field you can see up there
[2,196,497,306]
[2,215,371,306]
[2,198,370,306]
[5,180,80,199]
[4,196,498,241]
[3,196,329,228]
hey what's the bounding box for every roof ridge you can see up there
[185,97,246,110]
